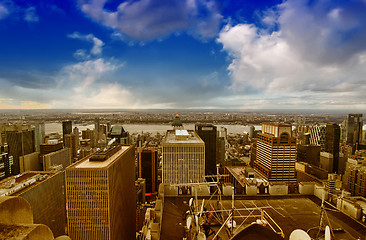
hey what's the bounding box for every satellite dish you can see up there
[325,226,331,240]
[186,216,192,229]
[189,198,194,207]
[289,229,311,240]
[197,232,206,240]
[199,199,205,216]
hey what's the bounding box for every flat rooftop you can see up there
[163,130,204,144]
[0,171,58,196]
[72,146,130,169]
[160,196,366,240]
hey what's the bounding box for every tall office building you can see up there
[64,133,78,161]
[65,145,136,240]
[324,123,340,173]
[137,147,158,194]
[62,121,72,147]
[94,117,100,143]
[6,128,35,175]
[82,128,95,147]
[254,123,297,187]
[34,122,45,152]
[296,144,320,166]
[195,124,217,176]
[347,114,363,150]
[162,130,205,184]
[309,124,326,150]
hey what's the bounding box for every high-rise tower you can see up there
[195,124,217,176]
[62,121,72,147]
[162,130,205,184]
[347,114,363,150]
[254,123,296,187]
[65,145,136,240]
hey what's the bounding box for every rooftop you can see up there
[0,171,57,197]
[71,145,130,169]
[163,130,204,144]
[160,195,365,240]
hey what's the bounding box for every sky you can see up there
[0,0,365,111]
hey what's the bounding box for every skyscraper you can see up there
[254,123,297,187]
[64,133,78,161]
[6,127,35,175]
[34,122,45,152]
[347,114,363,150]
[62,120,72,147]
[324,123,340,173]
[195,124,217,176]
[309,124,326,150]
[162,130,205,184]
[137,147,158,194]
[65,145,136,240]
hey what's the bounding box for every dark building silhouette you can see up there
[195,124,217,176]
[62,121,72,147]
[296,144,320,166]
[0,144,12,180]
[137,147,158,194]
[40,142,63,155]
[325,123,340,173]
[347,114,363,151]
[6,129,35,175]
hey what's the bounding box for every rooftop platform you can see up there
[160,195,366,240]
[70,146,130,169]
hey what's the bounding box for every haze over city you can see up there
[0,0,365,111]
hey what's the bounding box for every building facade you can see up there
[324,123,340,173]
[137,147,158,194]
[195,124,217,176]
[254,123,297,187]
[62,121,72,147]
[162,130,205,184]
[347,114,363,150]
[65,145,136,240]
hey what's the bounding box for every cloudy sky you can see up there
[0,0,365,110]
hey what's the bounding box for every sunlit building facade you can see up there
[65,145,136,240]
[162,130,205,184]
[254,123,297,186]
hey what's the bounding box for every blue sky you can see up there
[0,0,365,110]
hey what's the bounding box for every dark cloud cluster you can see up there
[77,0,222,40]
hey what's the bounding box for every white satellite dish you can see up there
[199,199,205,216]
[186,216,192,229]
[189,198,194,207]
[197,232,206,240]
[289,229,311,240]
[325,226,331,240]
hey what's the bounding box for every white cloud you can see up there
[24,7,39,22]
[78,0,222,40]
[68,32,104,58]
[58,58,118,92]
[217,0,366,110]
[0,4,9,20]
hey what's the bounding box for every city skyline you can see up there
[0,0,366,111]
